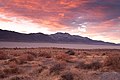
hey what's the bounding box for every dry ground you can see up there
[0,48,120,80]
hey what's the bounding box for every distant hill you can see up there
[0,29,119,45]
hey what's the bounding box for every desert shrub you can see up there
[29,67,44,76]
[60,71,84,80]
[0,70,7,79]
[9,60,18,68]
[104,53,120,71]
[34,67,44,74]
[10,76,21,80]
[61,72,73,80]
[102,53,106,56]
[75,61,85,69]
[10,75,32,80]
[38,52,51,58]
[87,61,102,70]
[75,61,102,70]
[0,51,9,60]
[18,53,34,62]
[83,52,89,55]
[26,51,37,57]
[54,53,71,61]
[8,58,26,65]
[65,50,75,55]
[49,63,65,75]
[3,67,21,75]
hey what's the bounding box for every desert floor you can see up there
[0,48,120,80]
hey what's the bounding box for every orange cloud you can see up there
[0,0,91,29]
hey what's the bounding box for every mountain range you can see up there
[0,29,119,45]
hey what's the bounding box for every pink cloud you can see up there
[0,0,120,43]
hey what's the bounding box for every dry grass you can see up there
[75,61,102,70]
[9,75,32,80]
[38,51,51,58]
[103,53,120,71]
[54,53,71,62]
[49,63,65,75]
[61,72,74,80]
[0,48,120,80]
[0,70,7,79]
[0,51,9,60]
[18,53,34,61]
[3,67,20,75]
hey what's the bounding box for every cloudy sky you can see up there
[0,0,120,43]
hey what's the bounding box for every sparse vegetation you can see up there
[54,53,71,61]
[49,63,65,75]
[65,50,75,55]
[0,70,7,78]
[3,67,21,75]
[39,52,51,58]
[19,53,34,61]
[9,75,31,80]
[104,53,120,71]
[61,72,74,80]
[0,51,9,60]
[0,48,120,80]
[75,61,102,70]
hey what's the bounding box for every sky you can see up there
[0,0,120,43]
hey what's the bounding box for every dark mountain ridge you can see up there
[0,29,119,45]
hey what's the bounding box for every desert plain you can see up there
[0,48,120,80]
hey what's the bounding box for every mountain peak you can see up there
[51,32,72,40]
[55,32,70,35]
